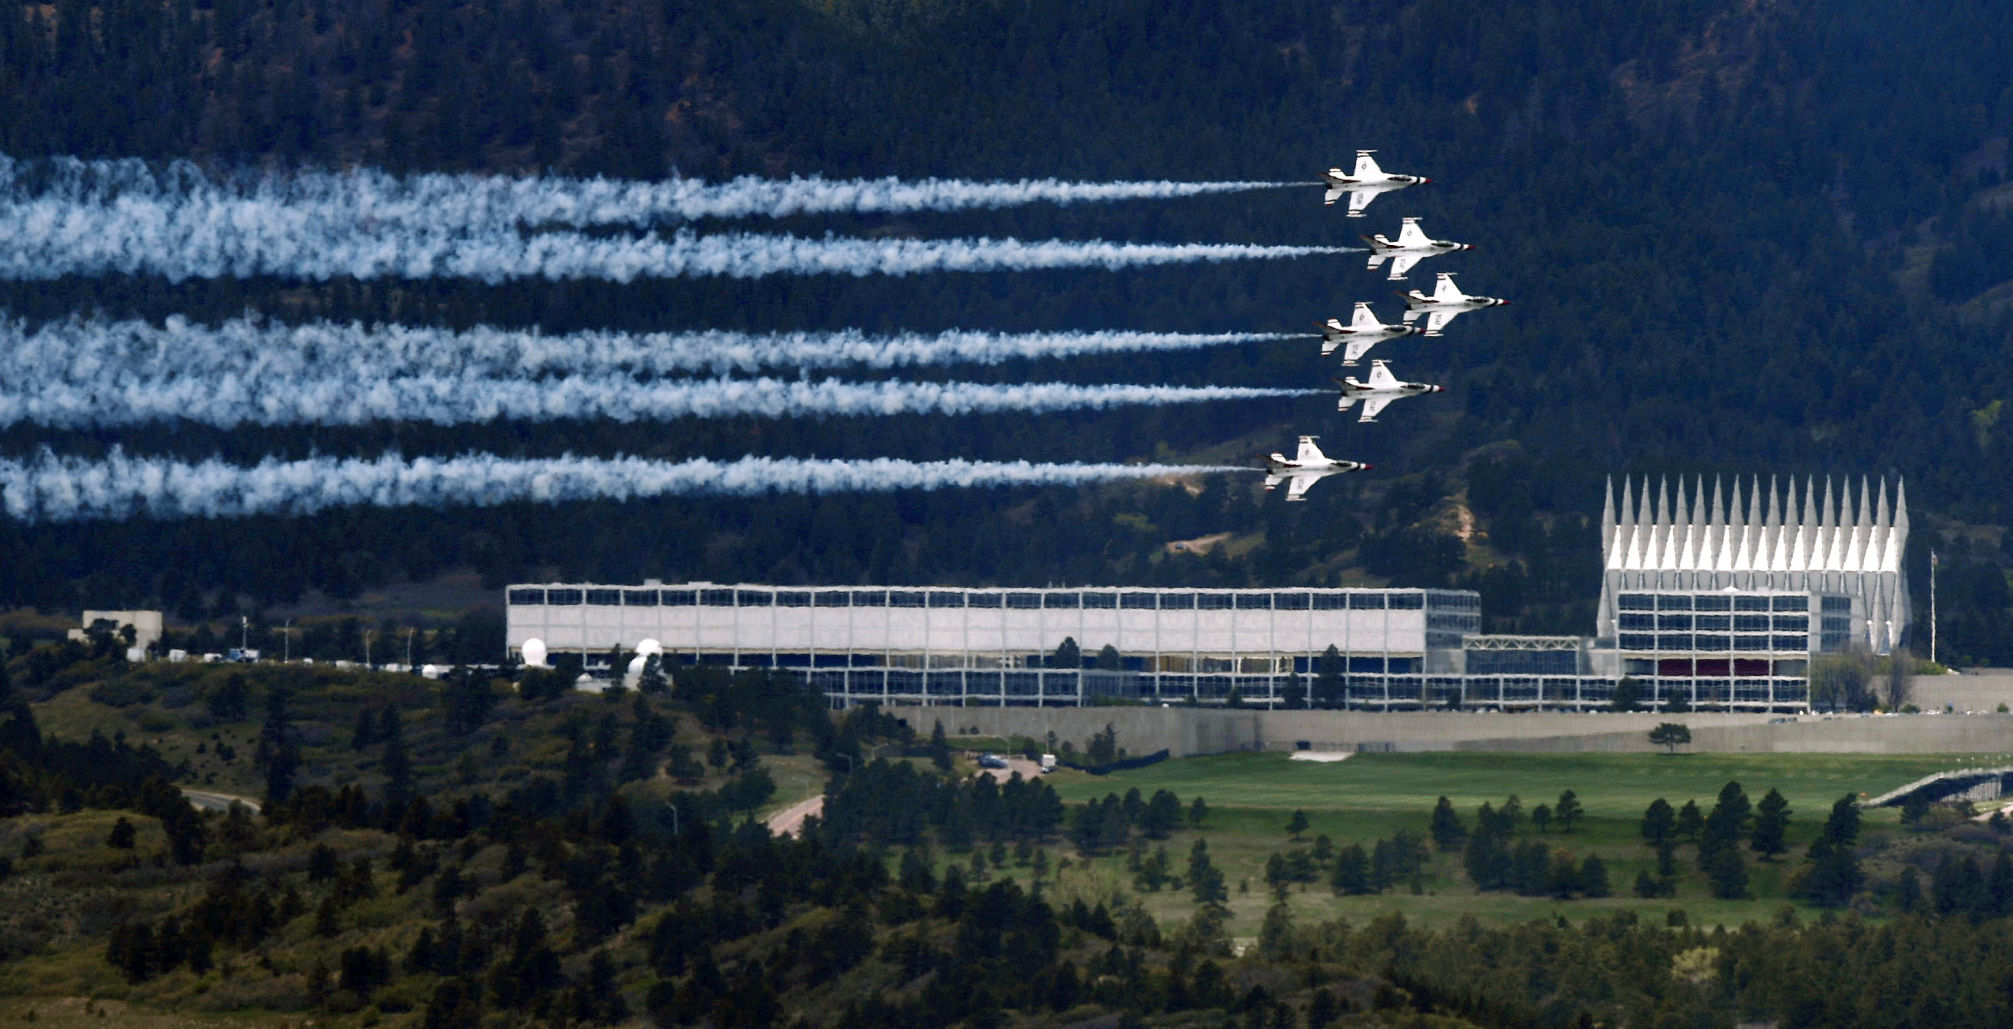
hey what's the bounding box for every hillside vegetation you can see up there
[9,643,2013,1027]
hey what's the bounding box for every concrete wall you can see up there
[1913,672,2013,714]
[888,704,2013,758]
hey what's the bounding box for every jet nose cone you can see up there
[1362,464,1375,471]
[1432,385,1444,393]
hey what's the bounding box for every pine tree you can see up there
[1286,809,1310,840]
[1330,845,1371,895]
[1553,790,1584,832]
[1750,788,1791,860]
[1430,796,1466,850]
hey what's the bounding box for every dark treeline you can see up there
[4,0,2013,650]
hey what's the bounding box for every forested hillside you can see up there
[4,0,2013,654]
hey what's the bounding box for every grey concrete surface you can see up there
[885,704,2013,757]
[1913,671,2013,714]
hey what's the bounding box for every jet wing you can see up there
[1284,472,1319,502]
[1365,361,1400,388]
[1395,219,1428,246]
[1423,309,1457,336]
[1347,189,1375,218]
[1341,337,1380,365]
[1358,395,1395,422]
[1385,253,1423,280]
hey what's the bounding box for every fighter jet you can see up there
[1264,436,1371,502]
[1334,360,1443,423]
[1318,302,1423,366]
[1322,151,1430,218]
[1397,272,1509,336]
[1362,217,1472,281]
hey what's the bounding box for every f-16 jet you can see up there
[1363,217,1472,280]
[1318,302,1423,366]
[1264,436,1371,502]
[1322,151,1430,218]
[1335,360,1442,422]
[1397,272,1508,336]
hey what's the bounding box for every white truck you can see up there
[1040,753,1057,773]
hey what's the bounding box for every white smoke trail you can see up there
[1,314,1296,379]
[0,449,1251,522]
[0,374,1320,429]
[0,209,1359,282]
[0,155,1298,227]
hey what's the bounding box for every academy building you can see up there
[503,474,1909,713]
[1596,475,1910,710]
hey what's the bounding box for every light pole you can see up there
[405,627,415,670]
[282,620,293,663]
[666,802,679,835]
[1931,549,1939,666]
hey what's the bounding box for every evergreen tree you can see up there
[1641,798,1676,847]
[1285,809,1309,840]
[1553,790,1583,833]
[1676,800,1705,842]
[260,686,299,805]
[1751,788,1791,860]
[1430,796,1466,850]
[351,706,377,751]
[1313,646,1345,708]
[1330,844,1371,895]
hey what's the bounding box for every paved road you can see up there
[181,788,263,815]
[765,794,824,837]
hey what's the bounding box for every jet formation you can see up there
[1263,155,1507,500]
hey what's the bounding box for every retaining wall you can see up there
[884,704,2013,757]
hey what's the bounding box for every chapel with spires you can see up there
[1596,475,1909,707]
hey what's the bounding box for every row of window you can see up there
[1618,614,1809,631]
[508,586,1453,611]
[655,651,1425,674]
[1617,593,1811,612]
[1619,634,1810,652]
[810,671,1807,703]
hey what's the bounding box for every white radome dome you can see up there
[626,654,650,676]
[635,638,663,657]
[521,638,548,667]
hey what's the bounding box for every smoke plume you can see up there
[1,155,1297,226]
[0,212,1357,282]
[0,449,1250,522]
[1,314,1295,379]
[0,370,1319,429]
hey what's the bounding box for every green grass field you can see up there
[1040,750,1990,817]
[951,750,2002,935]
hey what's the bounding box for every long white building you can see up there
[1597,475,1909,708]
[506,584,1482,707]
